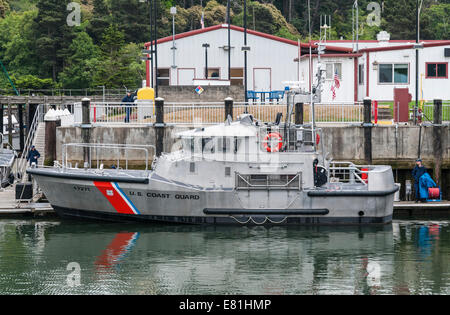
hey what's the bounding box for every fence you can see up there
[71,101,365,126]
[422,101,450,122]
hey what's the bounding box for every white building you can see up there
[144,24,351,92]
[146,26,450,102]
[298,32,450,102]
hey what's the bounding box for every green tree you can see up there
[110,0,152,43]
[92,25,144,88]
[87,0,111,44]
[59,31,100,89]
[33,0,75,81]
[0,0,9,18]
[0,10,40,76]
[421,3,450,40]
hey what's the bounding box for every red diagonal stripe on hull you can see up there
[94,181,135,215]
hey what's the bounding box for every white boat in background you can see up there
[2,115,19,135]
[0,133,16,187]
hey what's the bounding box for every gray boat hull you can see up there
[29,169,396,225]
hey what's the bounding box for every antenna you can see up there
[352,0,359,52]
[320,15,331,42]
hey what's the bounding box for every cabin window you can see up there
[202,137,214,153]
[190,162,195,173]
[379,63,409,84]
[426,63,448,79]
[225,167,231,176]
[326,63,342,80]
[217,137,231,153]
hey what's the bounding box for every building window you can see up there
[358,64,364,85]
[157,68,170,86]
[230,68,244,86]
[326,63,342,80]
[207,68,220,79]
[426,63,448,79]
[379,63,409,84]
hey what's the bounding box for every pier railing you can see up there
[422,101,450,122]
[72,101,364,125]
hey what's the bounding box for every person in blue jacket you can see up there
[26,145,41,166]
[412,159,427,202]
[121,91,134,123]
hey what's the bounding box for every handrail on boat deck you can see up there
[328,161,371,186]
[62,143,156,171]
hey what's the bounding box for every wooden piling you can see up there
[81,98,91,165]
[363,98,372,164]
[224,97,234,121]
[433,99,443,186]
[155,97,165,157]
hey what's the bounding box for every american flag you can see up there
[331,85,336,100]
[334,70,340,89]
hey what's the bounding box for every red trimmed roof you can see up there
[359,40,450,52]
[144,24,353,53]
[294,53,362,61]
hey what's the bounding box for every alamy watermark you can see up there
[67,2,81,27]
[367,2,382,27]
[66,262,81,287]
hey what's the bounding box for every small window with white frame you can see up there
[378,63,409,84]
[326,63,342,80]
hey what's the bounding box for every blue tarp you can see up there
[418,173,436,199]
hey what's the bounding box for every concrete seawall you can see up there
[56,124,450,200]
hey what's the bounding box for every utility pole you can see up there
[202,43,210,78]
[154,0,159,97]
[227,0,231,81]
[243,0,249,104]
[414,0,419,125]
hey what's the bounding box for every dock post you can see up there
[18,103,24,153]
[295,102,304,125]
[224,97,234,121]
[44,111,61,166]
[81,98,91,166]
[433,99,443,186]
[363,98,372,164]
[7,97,12,146]
[155,97,165,157]
[0,102,3,144]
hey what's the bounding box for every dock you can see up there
[0,185,54,216]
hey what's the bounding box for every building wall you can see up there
[366,46,450,101]
[299,56,357,103]
[155,26,299,91]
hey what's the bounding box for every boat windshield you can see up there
[181,136,242,154]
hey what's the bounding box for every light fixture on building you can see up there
[220,45,234,51]
[373,61,378,70]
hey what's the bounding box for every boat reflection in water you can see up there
[0,219,448,294]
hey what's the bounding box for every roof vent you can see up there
[377,31,390,42]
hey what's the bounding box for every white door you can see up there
[253,68,271,91]
[178,68,195,86]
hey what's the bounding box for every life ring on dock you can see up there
[263,132,283,152]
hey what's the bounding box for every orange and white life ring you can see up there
[263,132,283,152]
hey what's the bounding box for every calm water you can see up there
[0,218,449,295]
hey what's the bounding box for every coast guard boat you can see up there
[27,59,398,225]
[27,111,397,225]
